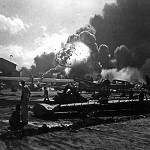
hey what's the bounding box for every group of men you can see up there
[9,80,31,128]
[9,80,50,128]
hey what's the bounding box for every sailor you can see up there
[9,104,22,128]
[20,80,31,126]
[43,87,49,102]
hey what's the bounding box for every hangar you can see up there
[0,58,20,89]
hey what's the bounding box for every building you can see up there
[0,58,20,88]
[0,58,20,76]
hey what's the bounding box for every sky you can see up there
[0,0,115,70]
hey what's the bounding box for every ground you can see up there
[0,89,150,149]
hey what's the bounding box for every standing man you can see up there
[43,87,49,102]
[20,80,31,126]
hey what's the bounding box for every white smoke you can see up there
[101,67,145,84]
[33,30,69,57]
[0,14,30,34]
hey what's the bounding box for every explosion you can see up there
[54,30,101,78]
[56,42,91,67]
[68,42,91,65]
[56,41,92,77]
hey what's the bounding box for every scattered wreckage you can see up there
[32,78,150,117]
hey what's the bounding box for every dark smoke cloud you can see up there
[114,45,132,69]
[28,52,56,77]
[67,30,98,54]
[90,0,150,68]
[29,0,150,81]
[79,31,98,54]
[97,44,112,69]
[84,0,150,82]
[69,62,89,79]
[141,59,150,78]
[76,24,96,35]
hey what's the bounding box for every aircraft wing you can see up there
[40,78,74,83]
[73,77,104,90]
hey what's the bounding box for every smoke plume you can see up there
[141,59,150,79]
[56,41,91,67]
[101,67,145,84]
[67,42,91,66]
[56,30,100,78]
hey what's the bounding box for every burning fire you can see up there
[56,41,91,67]
[67,42,91,65]
[65,67,71,75]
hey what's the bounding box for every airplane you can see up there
[0,75,110,92]
[73,77,111,92]
[73,77,136,94]
[109,79,135,92]
[0,75,135,93]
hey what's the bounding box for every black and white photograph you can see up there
[0,0,150,149]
